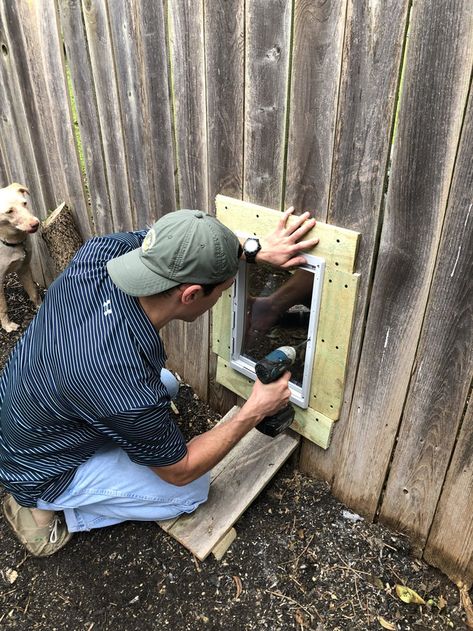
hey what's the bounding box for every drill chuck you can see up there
[255,346,296,384]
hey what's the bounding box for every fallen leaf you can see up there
[5,568,18,584]
[438,594,447,610]
[233,575,243,600]
[368,574,385,590]
[377,615,397,630]
[294,609,306,628]
[395,584,426,605]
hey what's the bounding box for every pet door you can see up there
[230,254,325,408]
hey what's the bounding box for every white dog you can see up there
[0,183,41,332]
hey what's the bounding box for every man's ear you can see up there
[179,284,203,305]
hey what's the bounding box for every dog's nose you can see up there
[29,219,40,233]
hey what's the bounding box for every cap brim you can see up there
[107,249,179,297]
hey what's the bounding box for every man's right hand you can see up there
[244,371,292,424]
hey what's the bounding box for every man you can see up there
[0,206,317,556]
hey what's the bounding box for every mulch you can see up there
[0,274,471,630]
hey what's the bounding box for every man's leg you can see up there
[37,445,210,532]
[4,368,186,552]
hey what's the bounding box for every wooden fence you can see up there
[0,0,471,585]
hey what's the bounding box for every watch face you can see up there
[245,238,259,254]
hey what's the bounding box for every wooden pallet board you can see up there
[158,406,300,560]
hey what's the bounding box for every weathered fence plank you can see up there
[299,0,410,482]
[0,4,54,285]
[244,0,292,208]
[379,80,473,551]
[13,1,91,239]
[424,395,473,586]
[81,0,133,232]
[58,0,114,234]
[0,139,9,185]
[108,0,176,228]
[205,0,244,410]
[164,0,208,399]
[168,0,207,211]
[284,0,346,217]
[331,0,473,519]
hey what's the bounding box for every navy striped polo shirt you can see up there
[0,231,187,507]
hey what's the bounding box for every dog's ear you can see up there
[10,183,29,196]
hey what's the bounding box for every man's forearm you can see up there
[151,400,263,486]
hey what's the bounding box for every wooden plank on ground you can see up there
[331,0,473,519]
[379,81,473,550]
[216,195,360,274]
[244,0,292,208]
[211,527,237,561]
[423,397,473,586]
[80,0,133,232]
[159,406,300,560]
[216,358,334,449]
[299,0,411,483]
[285,0,347,217]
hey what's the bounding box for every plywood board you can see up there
[310,269,360,418]
[216,358,334,449]
[212,196,360,422]
[216,195,360,274]
[159,406,300,560]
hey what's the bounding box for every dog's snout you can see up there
[28,219,40,234]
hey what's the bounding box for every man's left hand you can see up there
[257,206,319,268]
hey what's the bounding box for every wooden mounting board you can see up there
[216,195,360,273]
[158,406,300,560]
[212,195,361,442]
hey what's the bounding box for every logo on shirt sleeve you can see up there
[103,299,112,316]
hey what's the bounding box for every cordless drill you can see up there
[254,346,297,437]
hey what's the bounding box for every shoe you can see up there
[3,494,73,557]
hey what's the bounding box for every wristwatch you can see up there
[242,237,261,264]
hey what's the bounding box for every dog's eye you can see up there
[22,201,27,207]
[5,207,14,214]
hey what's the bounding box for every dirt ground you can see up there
[0,275,471,630]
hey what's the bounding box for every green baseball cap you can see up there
[107,209,240,297]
